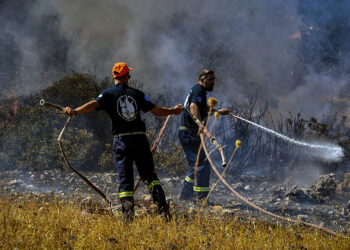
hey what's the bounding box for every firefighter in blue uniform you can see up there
[63,62,183,220]
[178,69,229,204]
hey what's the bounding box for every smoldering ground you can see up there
[1,169,350,233]
[1,0,350,230]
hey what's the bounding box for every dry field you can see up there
[1,195,349,249]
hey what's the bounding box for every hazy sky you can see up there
[1,0,349,120]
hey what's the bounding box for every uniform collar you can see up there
[196,83,207,93]
[114,83,128,89]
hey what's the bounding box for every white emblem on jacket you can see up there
[117,95,138,121]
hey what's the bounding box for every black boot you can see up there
[160,201,172,222]
[150,185,171,221]
[121,197,134,222]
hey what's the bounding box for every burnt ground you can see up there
[0,168,349,233]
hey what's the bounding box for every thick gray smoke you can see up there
[1,0,349,120]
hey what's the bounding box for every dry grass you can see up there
[0,196,349,249]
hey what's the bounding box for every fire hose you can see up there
[183,104,347,238]
[200,134,349,239]
[134,105,227,192]
[182,105,227,168]
[40,99,111,205]
[133,114,172,192]
[40,98,348,237]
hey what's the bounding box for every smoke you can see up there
[1,0,349,119]
[0,1,68,97]
[280,69,348,117]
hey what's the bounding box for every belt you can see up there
[179,126,189,130]
[179,126,196,131]
[113,131,145,137]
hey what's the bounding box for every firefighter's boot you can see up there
[149,183,171,221]
[121,197,134,222]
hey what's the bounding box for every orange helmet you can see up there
[112,62,133,78]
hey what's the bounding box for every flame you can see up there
[289,30,301,39]
[0,90,19,127]
[12,99,18,116]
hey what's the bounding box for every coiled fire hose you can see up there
[200,134,348,239]
[40,99,111,205]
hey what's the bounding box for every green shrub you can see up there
[1,72,348,176]
[0,73,113,171]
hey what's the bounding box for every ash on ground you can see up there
[1,169,349,233]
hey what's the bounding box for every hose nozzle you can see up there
[39,99,46,106]
[39,99,64,111]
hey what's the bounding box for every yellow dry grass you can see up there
[0,196,349,249]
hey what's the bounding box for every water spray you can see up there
[200,134,349,239]
[229,112,344,162]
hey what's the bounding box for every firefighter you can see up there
[178,69,229,204]
[63,62,183,220]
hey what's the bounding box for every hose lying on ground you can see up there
[201,144,240,209]
[40,99,111,205]
[200,134,349,239]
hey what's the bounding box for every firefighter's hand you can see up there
[218,108,230,115]
[63,107,77,117]
[172,104,184,115]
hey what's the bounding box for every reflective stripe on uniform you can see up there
[185,176,194,183]
[119,191,134,198]
[147,180,161,190]
[193,186,210,192]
